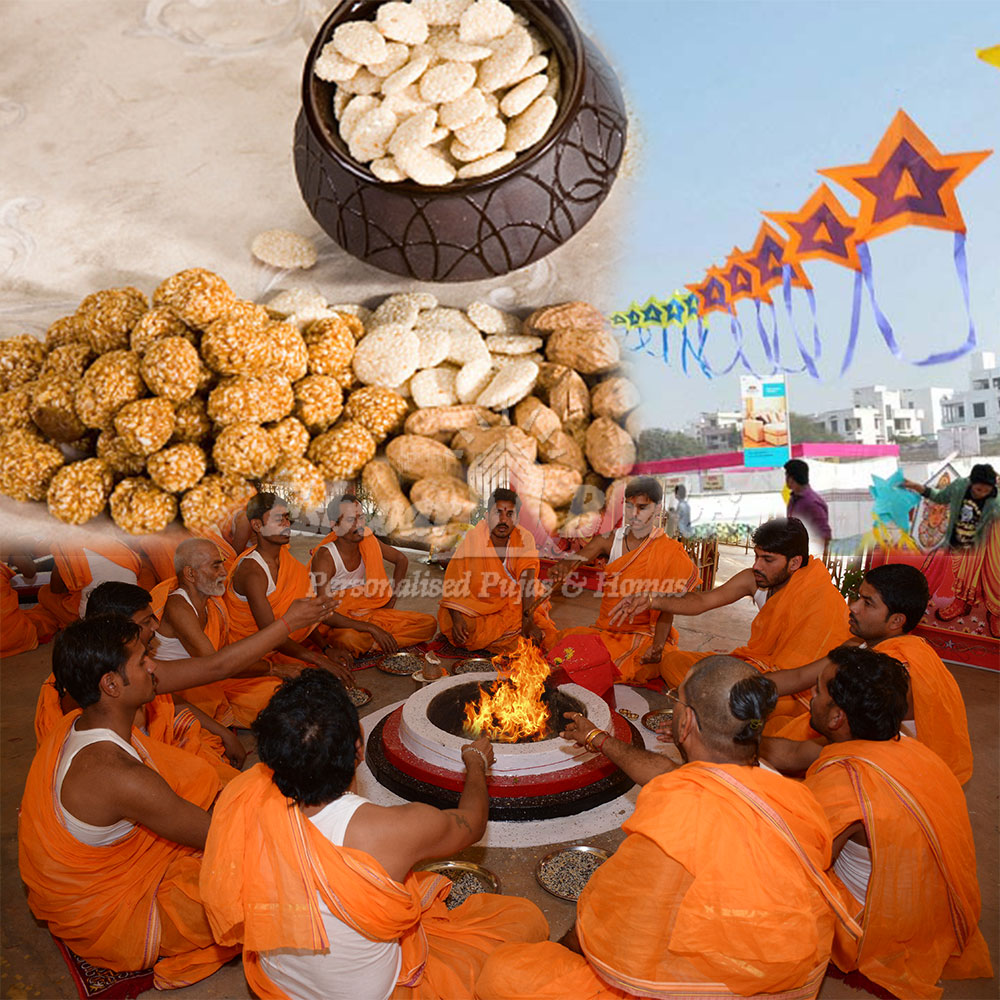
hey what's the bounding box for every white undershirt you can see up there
[259,793,403,1000]
[608,526,627,563]
[752,588,769,610]
[322,541,367,591]
[153,589,197,660]
[78,551,139,616]
[55,721,140,846]
[233,550,276,602]
[834,837,872,906]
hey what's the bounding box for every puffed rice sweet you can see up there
[109,477,178,535]
[47,458,114,524]
[147,443,207,494]
[308,421,377,479]
[213,423,278,479]
[0,429,65,502]
[154,268,236,329]
[344,385,408,441]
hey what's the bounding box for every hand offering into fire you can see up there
[460,734,495,772]
[560,711,595,747]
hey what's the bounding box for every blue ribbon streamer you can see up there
[838,269,864,376]
[780,265,821,378]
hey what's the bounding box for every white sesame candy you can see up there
[414,0,473,26]
[419,60,476,103]
[376,2,429,45]
[382,84,430,116]
[411,366,459,408]
[437,86,488,130]
[388,107,438,156]
[455,357,493,403]
[251,230,318,270]
[485,332,542,354]
[332,87,352,120]
[381,52,432,94]
[458,0,515,45]
[395,143,457,185]
[352,325,420,386]
[267,288,328,319]
[338,67,383,96]
[468,301,521,333]
[499,73,547,117]
[477,25,532,91]
[340,95,381,142]
[371,292,425,329]
[367,41,411,77]
[452,114,505,156]
[415,325,451,367]
[507,53,549,87]
[348,105,398,162]
[455,149,516,178]
[314,42,360,82]
[475,357,538,409]
[505,95,557,152]
[333,20,389,65]
[437,38,493,61]
[370,155,406,182]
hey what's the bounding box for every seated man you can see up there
[768,647,992,998]
[18,616,239,989]
[151,538,281,728]
[611,517,851,723]
[225,492,353,681]
[35,581,334,780]
[310,494,437,656]
[438,488,558,653]
[201,670,548,1000]
[765,564,973,783]
[476,655,860,1000]
[546,476,699,683]
[1,546,39,656]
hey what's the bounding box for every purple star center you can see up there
[724,262,754,296]
[857,139,956,224]
[790,203,855,259]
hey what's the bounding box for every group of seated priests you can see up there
[8,477,993,999]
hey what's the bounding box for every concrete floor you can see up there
[1,545,997,999]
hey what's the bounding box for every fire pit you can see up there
[366,671,642,821]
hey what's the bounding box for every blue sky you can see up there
[574,0,999,428]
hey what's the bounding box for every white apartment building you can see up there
[689,410,743,451]
[940,351,1000,442]
[813,383,951,444]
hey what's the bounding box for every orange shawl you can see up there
[875,634,973,784]
[596,529,699,637]
[806,738,992,999]
[1,562,38,656]
[52,538,147,592]
[574,763,858,997]
[18,711,219,973]
[312,528,393,617]
[200,764,444,996]
[223,546,312,643]
[734,557,851,672]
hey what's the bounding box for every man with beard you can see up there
[611,518,851,727]
[794,647,991,998]
[438,488,558,653]
[19,616,240,989]
[547,477,699,683]
[225,492,353,683]
[151,538,281,729]
[762,563,973,783]
[309,494,437,656]
[475,655,859,1000]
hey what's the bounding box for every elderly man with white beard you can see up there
[152,538,281,729]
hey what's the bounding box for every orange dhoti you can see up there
[312,530,437,655]
[661,558,851,727]
[553,529,698,684]
[200,765,548,1000]
[806,738,992,999]
[150,578,280,728]
[438,521,557,653]
[1,563,38,656]
[18,712,237,989]
[477,762,858,1000]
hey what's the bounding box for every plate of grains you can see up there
[377,652,426,675]
[535,846,610,901]
[347,686,372,708]
[452,657,496,675]
[415,861,500,910]
[641,709,673,734]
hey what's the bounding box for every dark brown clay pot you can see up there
[294,0,627,282]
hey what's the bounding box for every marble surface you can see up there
[2,0,633,339]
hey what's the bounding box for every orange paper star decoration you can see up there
[722,246,767,303]
[765,183,862,271]
[685,265,732,317]
[744,222,813,294]
[819,109,991,241]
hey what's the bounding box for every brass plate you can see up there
[377,651,426,675]
[347,686,372,708]
[414,860,500,909]
[641,709,673,733]
[453,657,496,674]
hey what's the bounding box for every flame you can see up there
[463,638,551,743]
